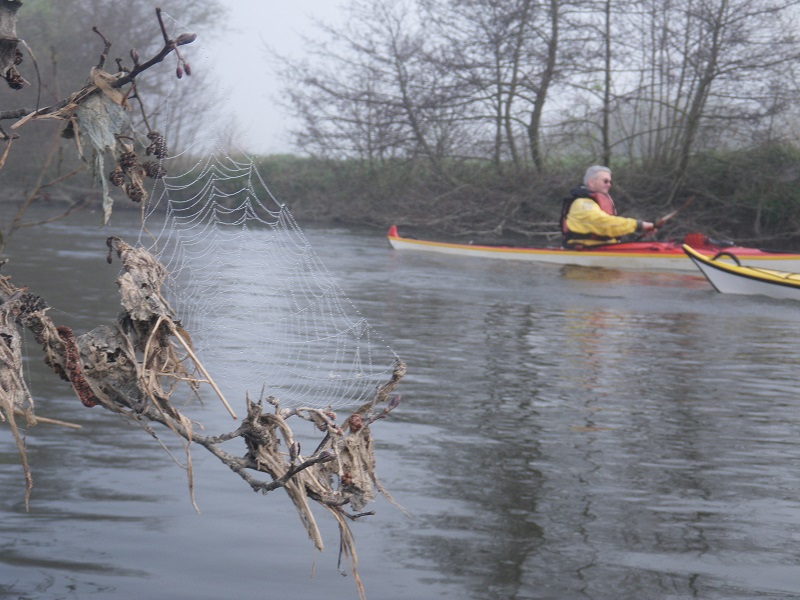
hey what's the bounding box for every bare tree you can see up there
[608,0,800,180]
[419,0,569,173]
[281,0,466,179]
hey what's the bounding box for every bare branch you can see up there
[3,8,196,128]
[0,237,404,599]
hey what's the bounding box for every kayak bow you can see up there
[683,244,800,300]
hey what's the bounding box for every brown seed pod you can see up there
[124,182,145,203]
[142,160,166,179]
[19,292,47,314]
[119,150,138,171]
[347,413,364,433]
[109,166,126,186]
[5,67,24,90]
[56,325,99,407]
[146,131,168,159]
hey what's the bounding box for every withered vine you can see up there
[0,4,405,599]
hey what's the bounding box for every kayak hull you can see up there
[387,225,800,272]
[683,244,800,300]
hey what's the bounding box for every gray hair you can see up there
[584,165,611,186]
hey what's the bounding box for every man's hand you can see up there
[640,221,656,233]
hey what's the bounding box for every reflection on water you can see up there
[1,214,800,599]
[560,263,709,289]
[367,246,800,600]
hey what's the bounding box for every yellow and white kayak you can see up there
[683,244,800,300]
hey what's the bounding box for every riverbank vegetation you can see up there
[254,141,800,248]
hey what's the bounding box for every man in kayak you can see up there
[561,165,655,247]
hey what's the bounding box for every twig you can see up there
[4,8,196,127]
[0,135,14,169]
[156,7,171,45]
[169,323,237,420]
[111,9,196,89]
[16,39,41,114]
[91,27,112,69]
[14,407,81,429]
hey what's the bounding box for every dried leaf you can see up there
[89,67,130,109]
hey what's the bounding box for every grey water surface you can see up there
[1,211,800,599]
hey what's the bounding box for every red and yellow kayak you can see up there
[387,225,800,272]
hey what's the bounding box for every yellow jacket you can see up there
[564,197,640,246]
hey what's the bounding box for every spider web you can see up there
[136,137,400,411]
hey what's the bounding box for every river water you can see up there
[2,211,800,599]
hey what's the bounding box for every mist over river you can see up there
[2,210,800,599]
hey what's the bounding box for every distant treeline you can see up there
[276,1,800,189]
[5,140,800,250]
[260,0,800,248]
